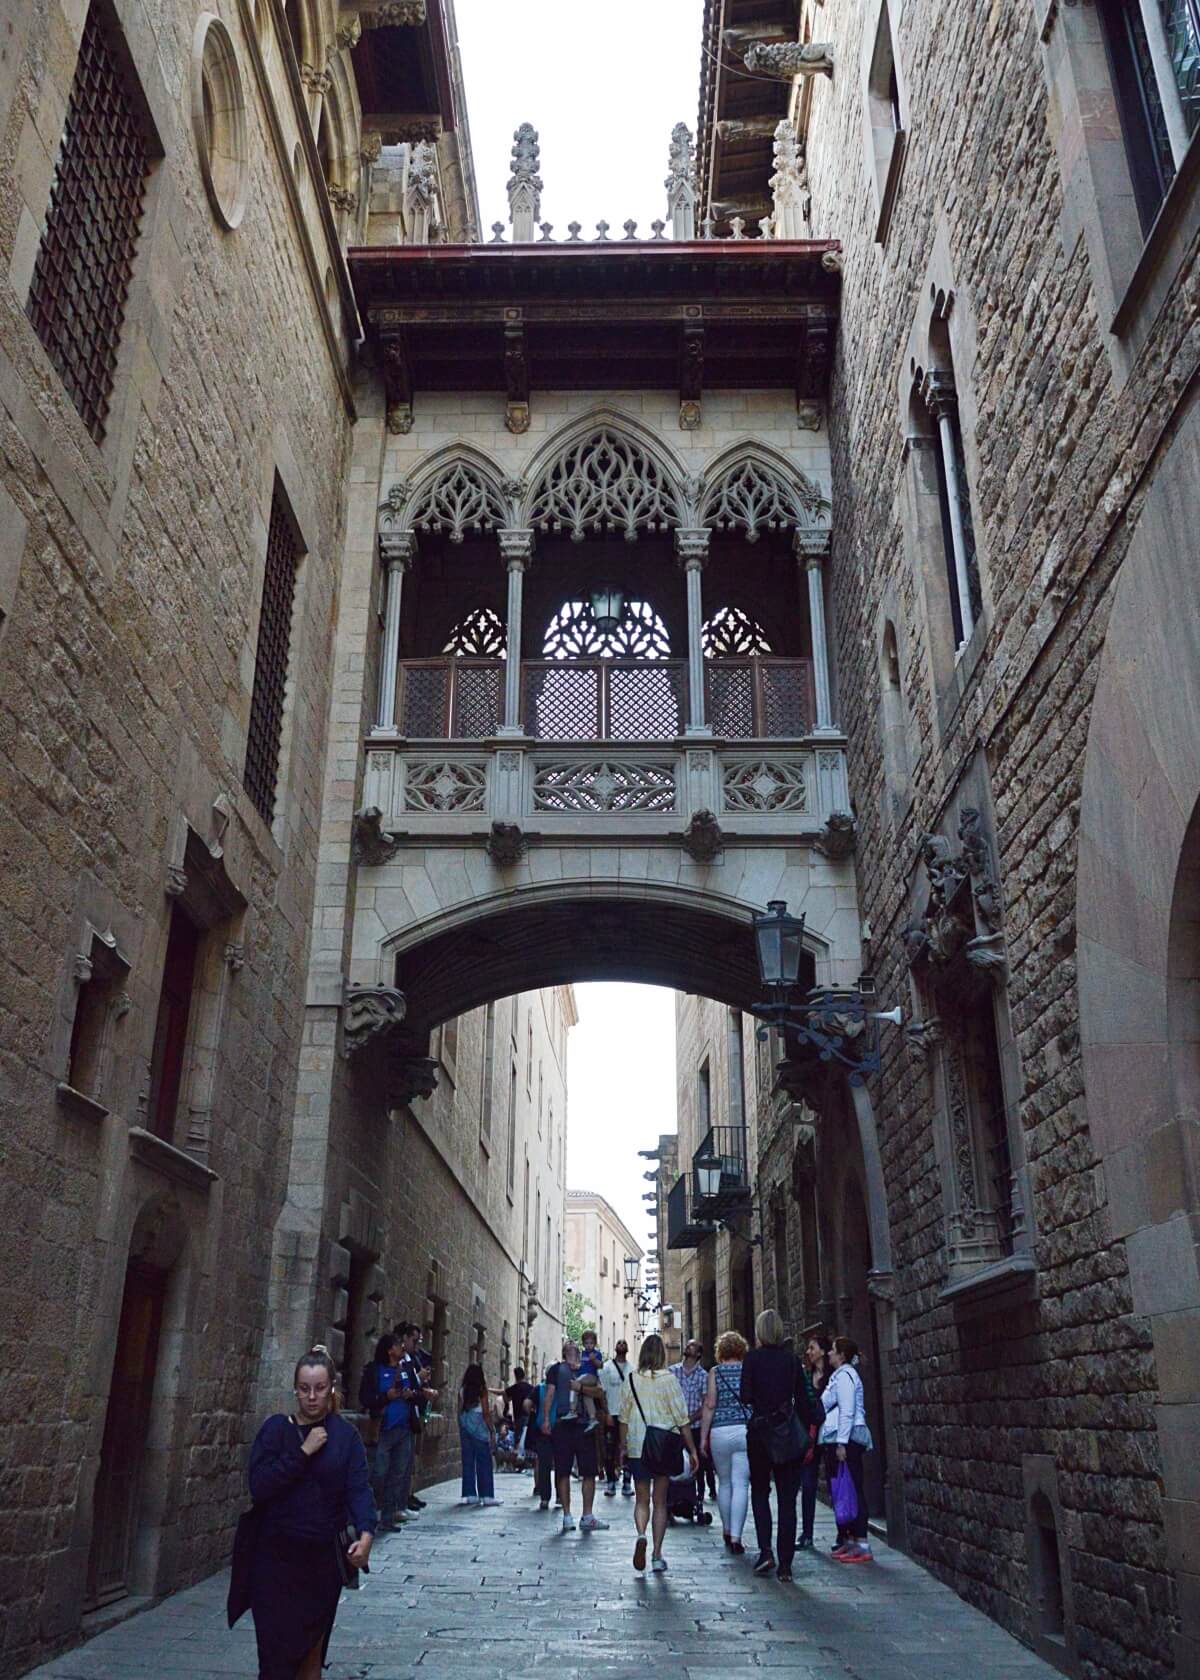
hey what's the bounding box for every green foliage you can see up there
[562,1268,595,1344]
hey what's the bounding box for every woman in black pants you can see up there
[739,1309,822,1582]
[820,1335,873,1561]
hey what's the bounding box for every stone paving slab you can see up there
[28,1475,1060,1679]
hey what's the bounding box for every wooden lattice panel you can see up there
[243,492,299,825]
[523,664,602,740]
[606,663,685,740]
[399,664,451,737]
[452,664,503,738]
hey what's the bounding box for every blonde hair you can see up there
[716,1330,748,1361]
[294,1344,340,1411]
[637,1333,667,1372]
[755,1309,785,1347]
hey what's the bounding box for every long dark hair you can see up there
[374,1333,402,1365]
[460,1363,487,1408]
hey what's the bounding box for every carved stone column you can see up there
[375,530,415,732]
[922,370,976,648]
[770,119,807,240]
[676,528,710,733]
[795,528,835,732]
[499,529,534,735]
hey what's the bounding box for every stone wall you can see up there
[792,0,1200,1674]
[0,0,357,1668]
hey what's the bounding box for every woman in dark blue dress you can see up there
[247,1347,376,1679]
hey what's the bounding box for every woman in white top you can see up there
[618,1334,698,1575]
[818,1335,873,1561]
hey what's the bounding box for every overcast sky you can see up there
[563,984,677,1267]
[451,5,706,1280]
[455,0,707,239]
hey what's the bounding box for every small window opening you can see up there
[147,905,201,1142]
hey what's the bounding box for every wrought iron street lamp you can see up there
[637,1303,651,1332]
[624,1255,640,1290]
[694,1149,722,1200]
[750,898,904,1087]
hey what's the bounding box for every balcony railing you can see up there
[692,1125,751,1221]
[394,656,815,741]
[666,1172,717,1251]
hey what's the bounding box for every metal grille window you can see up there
[243,490,300,825]
[26,3,152,443]
[1098,0,1198,230]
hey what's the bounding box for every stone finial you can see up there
[594,220,610,240]
[729,215,746,239]
[651,219,666,240]
[744,39,834,78]
[623,219,638,240]
[490,221,507,243]
[701,211,716,240]
[404,139,437,243]
[566,221,582,242]
[507,121,543,242]
[665,121,697,239]
[771,119,807,240]
[538,221,554,241]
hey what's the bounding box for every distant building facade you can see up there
[565,1190,643,1355]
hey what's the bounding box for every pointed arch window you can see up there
[542,599,672,660]
[702,607,773,656]
[527,428,682,541]
[444,608,506,657]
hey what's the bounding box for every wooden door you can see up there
[85,1263,166,1607]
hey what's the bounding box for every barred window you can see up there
[243,488,300,826]
[26,2,152,443]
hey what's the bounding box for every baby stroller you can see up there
[666,1466,713,1526]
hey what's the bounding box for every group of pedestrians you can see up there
[234,1317,873,1677]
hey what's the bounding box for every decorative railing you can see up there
[394,656,814,742]
[361,739,851,832]
[666,1172,717,1251]
[692,1125,751,1221]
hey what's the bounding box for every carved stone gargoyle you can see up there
[905,808,1006,977]
[353,806,404,867]
[743,39,834,78]
[674,810,724,863]
[343,984,407,1056]
[382,1050,439,1107]
[486,821,528,866]
[814,811,856,860]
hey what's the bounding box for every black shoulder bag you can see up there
[746,1356,808,1467]
[629,1375,685,1477]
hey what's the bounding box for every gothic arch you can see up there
[698,439,829,540]
[519,408,690,539]
[1076,397,1200,1665]
[318,54,363,230]
[379,445,515,543]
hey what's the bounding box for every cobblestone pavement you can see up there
[31,1477,1060,1680]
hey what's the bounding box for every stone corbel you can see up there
[965,932,1008,981]
[360,130,383,167]
[382,1050,439,1106]
[814,812,856,860]
[796,400,823,432]
[342,983,408,1056]
[333,15,361,50]
[679,315,704,432]
[300,63,332,96]
[670,810,724,863]
[329,185,359,216]
[484,821,529,866]
[165,865,189,898]
[353,806,405,866]
[503,309,530,434]
[356,0,427,26]
[223,943,245,973]
[382,338,413,434]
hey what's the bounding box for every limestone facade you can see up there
[564,1190,643,1354]
[711,3,1200,1677]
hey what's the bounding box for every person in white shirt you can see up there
[818,1335,874,1561]
[599,1340,632,1496]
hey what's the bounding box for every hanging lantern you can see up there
[589,583,625,632]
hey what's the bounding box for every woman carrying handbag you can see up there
[231,1346,376,1680]
[618,1334,698,1575]
[739,1310,822,1582]
[820,1335,874,1562]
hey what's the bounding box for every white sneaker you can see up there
[651,1555,667,1573]
[481,1498,501,1507]
[561,1515,577,1533]
[579,1515,608,1532]
[458,1496,474,1506]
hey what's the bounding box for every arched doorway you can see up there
[86,1196,187,1609]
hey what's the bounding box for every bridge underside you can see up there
[389,892,819,1043]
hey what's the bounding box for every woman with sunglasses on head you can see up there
[244,1346,376,1679]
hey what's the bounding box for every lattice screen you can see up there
[452,664,502,738]
[607,664,685,740]
[243,490,300,825]
[523,665,602,740]
[708,665,755,738]
[399,665,450,736]
[761,663,813,737]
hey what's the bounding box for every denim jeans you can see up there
[460,1424,495,1499]
[373,1425,415,1525]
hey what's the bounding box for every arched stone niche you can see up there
[1077,397,1200,1676]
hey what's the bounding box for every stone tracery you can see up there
[700,453,828,540]
[526,427,684,541]
[702,605,773,655]
[542,599,672,660]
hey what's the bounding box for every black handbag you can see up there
[748,1401,808,1466]
[629,1376,685,1477]
[335,1522,367,1590]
